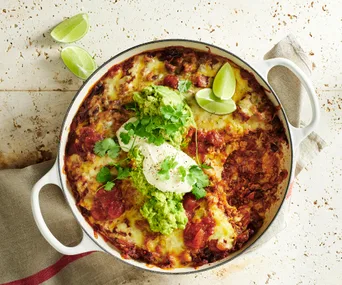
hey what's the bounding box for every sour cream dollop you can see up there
[116,118,196,193]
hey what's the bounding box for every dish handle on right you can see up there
[253,58,320,149]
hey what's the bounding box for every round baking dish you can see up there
[31,39,320,274]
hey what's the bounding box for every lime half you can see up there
[51,13,89,43]
[61,46,97,80]
[195,88,236,115]
[212,62,236,100]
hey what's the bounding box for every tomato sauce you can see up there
[91,189,125,221]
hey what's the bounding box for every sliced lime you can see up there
[61,46,97,80]
[212,62,236,100]
[195,88,236,115]
[51,13,89,43]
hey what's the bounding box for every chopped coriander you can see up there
[124,102,137,112]
[158,156,178,180]
[160,104,188,126]
[163,123,178,135]
[187,165,209,199]
[120,131,132,144]
[188,165,209,187]
[186,171,196,185]
[125,86,195,147]
[124,121,137,131]
[150,135,164,146]
[96,165,130,191]
[141,117,150,125]
[178,166,187,182]
[191,186,207,199]
[104,181,115,191]
[96,167,112,183]
[200,163,212,169]
[107,146,120,159]
[94,143,106,157]
[116,165,130,180]
[160,105,174,120]
[178,80,191,93]
[94,138,120,159]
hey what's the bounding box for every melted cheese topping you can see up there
[114,209,145,247]
[64,47,289,269]
[209,205,236,250]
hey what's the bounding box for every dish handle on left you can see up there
[31,159,103,255]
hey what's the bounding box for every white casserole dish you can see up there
[31,40,320,274]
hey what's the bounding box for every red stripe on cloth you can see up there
[3,252,93,285]
[286,180,295,199]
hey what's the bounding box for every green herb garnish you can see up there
[178,166,187,182]
[200,163,212,169]
[158,156,178,180]
[123,104,190,147]
[96,165,131,191]
[191,187,207,200]
[160,104,188,126]
[187,165,209,199]
[104,181,115,191]
[124,102,138,112]
[129,85,195,147]
[96,167,112,183]
[94,138,120,159]
[116,165,130,180]
[120,130,134,145]
[178,80,191,93]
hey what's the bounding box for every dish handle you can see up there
[31,160,103,255]
[253,58,320,148]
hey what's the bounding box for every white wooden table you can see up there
[0,0,341,284]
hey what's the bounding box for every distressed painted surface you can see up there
[0,0,341,284]
[0,91,74,167]
[0,0,341,91]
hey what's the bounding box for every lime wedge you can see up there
[212,62,236,100]
[51,13,89,43]
[61,46,97,80]
[195,88,236,115]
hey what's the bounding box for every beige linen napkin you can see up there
[0,161,142,284]
[0,35,326,284]
[264,34,327,175]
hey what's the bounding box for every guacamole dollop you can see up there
[140,193,187,235]
[132,85,194,147]
[129,148,188,235]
